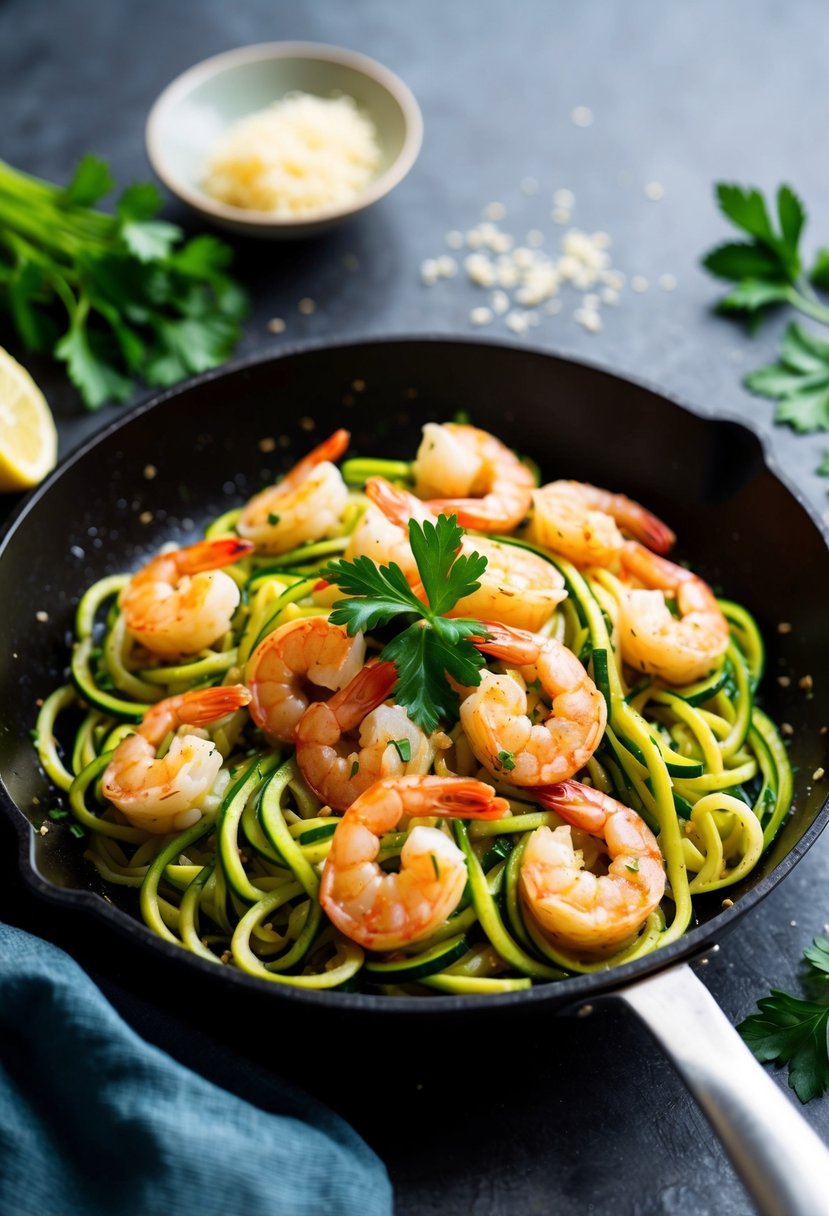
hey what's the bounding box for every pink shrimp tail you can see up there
[365,477,431,528]
[293,429,350,479]
[532,779,608,834]
[637,513,676,555]
[327,660,398,731]
[174,537,255,575]
[431,777,510,820]
[140,684,251,741]
[471,619,537,664]
[621,541,687,590]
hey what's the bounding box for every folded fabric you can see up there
[0,924,392,1216]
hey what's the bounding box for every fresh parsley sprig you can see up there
[0,153,247,409]
[323,513,488,734]
[738,935,829,1103]
[701,183,829,436]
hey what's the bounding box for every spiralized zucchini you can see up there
[33,444,792,995]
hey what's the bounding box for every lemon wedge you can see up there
[0,348,58,491]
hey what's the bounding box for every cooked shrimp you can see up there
[618,541,729,685]
[295,662,436,810]
[120,537,254,660]
[460,621,606,785]
[237,429,350,554]
[363,478,567,632]
[320,774,509,950]
[526,479,675,567]
[102,685,251,834]
[413,422,535,532]
[246,617,366,743]
[521,779,665,954]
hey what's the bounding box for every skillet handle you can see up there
[613,962,829,1216]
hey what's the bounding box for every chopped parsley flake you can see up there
[497,749,516,771]
[390,738,411,762]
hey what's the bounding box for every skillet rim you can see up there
[2,333,828,1014]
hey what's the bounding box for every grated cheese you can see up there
[203,92,382,216]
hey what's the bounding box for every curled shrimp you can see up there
[246,617,366,743]
[320,774,509,950]
[413,422,535,532]
[102,685,251,834]
[618,541,729,685]
[237,429,350,554]
[526,480,675,567]
[120,537,254,660]
[359,477,567,633]
[521,779,665,954]
[460,620,607,785]
[296,661,436,810]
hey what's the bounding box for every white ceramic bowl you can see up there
[146,42,423,239]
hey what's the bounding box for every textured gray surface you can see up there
[1,1,828,1213]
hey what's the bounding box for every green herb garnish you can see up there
[349,760,360,779]
[701,182,829,434]
[624,858,640,873]
[48,808,69,821]
[324,513,488,734]
[430,852,441,880]
[497,749,516,771]
[0,154,247,409]
[68,823,85,839]
[738,936,829,1103]
[267,513,281,526]
[389,738,412,762]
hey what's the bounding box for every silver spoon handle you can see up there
[615,963,829,1216]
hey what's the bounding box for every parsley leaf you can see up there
[738,936,829,1103]
[816,452,829,478]
[324,513,488,733]
[0,154,247,409]
[743,323,829,432]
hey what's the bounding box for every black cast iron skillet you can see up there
[2,338,829,1212]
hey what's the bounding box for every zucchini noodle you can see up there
[33,431,793,997]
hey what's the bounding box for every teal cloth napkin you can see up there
[0,924,392,1216]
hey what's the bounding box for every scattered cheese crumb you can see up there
[777,621,792,634]
[553,188,575,209]
[483,201,506,221]
[551,207,572,225]
[777,675,791,687]
[571,105,594,127]
[798,674,814,692]
[470,306,494,326]
[299,416,315,431]
[645,181,665,201]
[445,229,464,249]
[39,824,48,836]
[658,273,677,291]
[813,767,825,781]
[258,437,276,453]
[139,511,153,525]
[352,379,366,392]
[505,310,529,334]
[781,722,795,736]
[143,464,157,480]
[631,275,649,293]
[722,898,734,909]
[267,317,286,334]
[298,297,316,315]
[490,290,510,315]
[35,610,49,623]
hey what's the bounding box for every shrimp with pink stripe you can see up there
[520,780,665,954]
[237,428,350,554]
[526,479,675,568]
[413,421,535,533]
[120,537,254,659]
[618,541,729,685]
[459,620,607,786]
[295,661,436,810]
[320,775,509,950]
[102,685,251,834]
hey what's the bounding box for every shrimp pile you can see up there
[39,417,789,995]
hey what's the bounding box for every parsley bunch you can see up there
[738,936,829,1103]
[323,514,488,733]
[702,183,829,436]
[0,154,247,409]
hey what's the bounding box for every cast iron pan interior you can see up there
[2,338,828,1014]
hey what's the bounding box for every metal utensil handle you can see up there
[615,963,829,1216]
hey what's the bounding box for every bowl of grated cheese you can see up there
[146,42,423,239]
